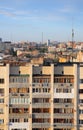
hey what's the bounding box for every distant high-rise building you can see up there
[47,39,50,46]
[0,38,2,43]
[0,41,11,51]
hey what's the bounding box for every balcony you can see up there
[32,123,51,128]
[9,104,30,108]
[53,123,74,128]
[54,83,74,88]
[9,122,29,130]
[9,83,29,88]
[0,93,4,97]
[32,113,50,118]
[32,103,50,108]
[32,93,51,98]
[32,83,51,88]
[9,113,31,118]
[54,113,74,118]
[9,93,29,97]
[54,103,74,108]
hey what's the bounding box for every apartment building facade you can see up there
[0,62,83,130]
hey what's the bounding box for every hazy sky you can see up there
[0,0,83,42]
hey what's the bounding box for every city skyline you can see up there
[0,0,83,42]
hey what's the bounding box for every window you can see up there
[43,98,49,103]
[14,119,18,122]
[56,88,62,93]
[23,78,27,83]
[63,88,71,93]
[24,118,28,122]
[79,99,83,103]
[56,88,71,93]
[43,108,49,113]
[10,77,28,83]
[36,88,38,92]
[0,89,4,96]
[54,118,73,123]
[79,109,83,114]
[18,88,27,93]
[54,77,74,83]
[80,79,83,83]
[79,89,83,93]
[0,79,4,84]
[44,88,47,92]
[0,108,3,114]
[24,108,28,113]
[0,119,4,124]
[10,98,29,104]
[53,98,73,103]
[79,119,83,124]
[9,88,18,93]
[32,88,35,93]
[0,99,4,103]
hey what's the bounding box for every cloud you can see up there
[14,10,30,16]
[60,8,72,13]
[0,10,15,17]
[0,5,67,22]
[0,6,14,11]
[0,5,32,18]
[0,6,16,18]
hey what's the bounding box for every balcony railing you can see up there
[54,83,74,88]
[53,123,74,128]
[32,113,50,118]
[54,113,74,118]
[32,93,51,98]
[10,83,51,88]
[32,83,51,88]
[9,113,31,118]
[9,93,29,97]
[9,83,29,88]
[32,103,50,108]
[0,93,4,96]
[9,104,30,108]
[54,103,74,108]
[32,123,51,128]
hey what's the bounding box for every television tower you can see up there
[72,28,74,52]
[71,18,74,62]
